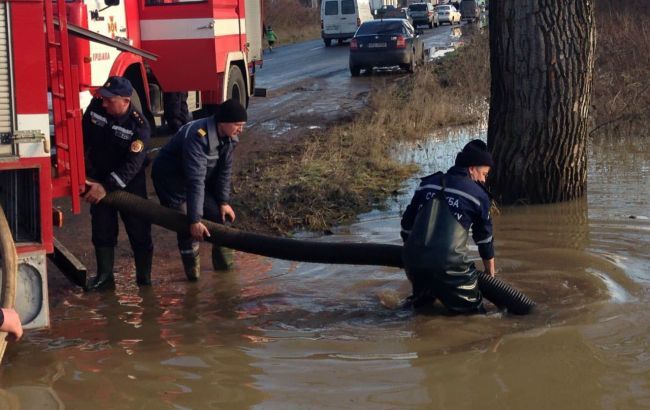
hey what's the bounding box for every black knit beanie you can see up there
[454,139,494,167]
[215,99,247,123]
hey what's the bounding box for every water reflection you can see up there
[0,385,64,409]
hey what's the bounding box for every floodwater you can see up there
[0,129,648,409]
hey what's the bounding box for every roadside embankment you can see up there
[591,0,649,136]
[263,0,321,46]
[233,29,490,234]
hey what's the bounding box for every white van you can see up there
[321,0,374,47]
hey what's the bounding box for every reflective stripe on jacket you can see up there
[400,166,494,260]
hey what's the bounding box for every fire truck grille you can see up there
[0,169,41,243]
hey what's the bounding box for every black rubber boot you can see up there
[181,252,201,281]
[134,249,153,286]
[211,245,234,271]
[87,247,115,291]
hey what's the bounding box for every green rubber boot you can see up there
[134,249,153,286]
[181,252,201,281]
[87,247,115,291]
[211,245,234,271]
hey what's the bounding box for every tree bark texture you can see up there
[487,0,596,204]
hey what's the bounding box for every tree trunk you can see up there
[487,0,596,205]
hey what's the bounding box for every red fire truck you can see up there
[0,0,263,329]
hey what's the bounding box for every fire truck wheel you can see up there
[226,65,247,108]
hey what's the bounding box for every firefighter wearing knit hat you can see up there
[152,99,247,280]
[400,139,496,314]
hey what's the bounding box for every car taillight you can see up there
[395,35,406,48]
[350,38,358,50]
[357,17,361,26]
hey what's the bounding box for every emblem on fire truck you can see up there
[107,16,118,39]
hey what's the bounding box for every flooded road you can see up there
[1,128,648,408]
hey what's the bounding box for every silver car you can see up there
[435,4,461,25]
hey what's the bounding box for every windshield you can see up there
[356,21,402,35]
[409,4,427,11]
[341,0,355,15]
[325,1,338,15]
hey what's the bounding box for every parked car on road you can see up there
[459,0,480,22]
[435,4,461,25]
[349,19,425,76]
[407,3,439,28]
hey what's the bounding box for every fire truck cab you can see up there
[70,0,263,118]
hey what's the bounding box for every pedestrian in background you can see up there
[151,99,247,281]
[81,76,153,290]
[265,25,278,52]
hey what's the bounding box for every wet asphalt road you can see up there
[255,22,466,91]
[246,22,468,134]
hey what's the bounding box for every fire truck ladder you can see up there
[44,0,85,214]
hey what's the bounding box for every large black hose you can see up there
[477,272,535,315]
[102,191,535,314]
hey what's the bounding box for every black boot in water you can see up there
[211,245,234,271]
[87,247,115,291]
[134,249,153,286]
[181,252,201,281]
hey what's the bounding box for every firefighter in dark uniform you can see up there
[81,76,153,290]
[401,140,495,313]
[163,92,192,133]
[151,99,246,281]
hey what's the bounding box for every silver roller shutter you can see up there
[0,3,13,135]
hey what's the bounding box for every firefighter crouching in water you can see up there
[151,99,246,281]
[82,76,153,290]
[400,140,495,313]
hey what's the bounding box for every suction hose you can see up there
[0,205,18,363]
[102,191,535,314]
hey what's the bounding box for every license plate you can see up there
[368,42,387,48]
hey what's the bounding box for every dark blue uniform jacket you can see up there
[82,98,150,192]
[400,166,494,260]
[152,116,238,223]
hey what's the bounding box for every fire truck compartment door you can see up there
[61,21,158,61]
[139,1,245,92]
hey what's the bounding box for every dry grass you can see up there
[591,0,650,136]
[263,0,321,45]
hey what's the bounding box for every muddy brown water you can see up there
[0,129,648,409]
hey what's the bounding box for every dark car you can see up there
[349,19,425,76]
[459,0,480,22]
